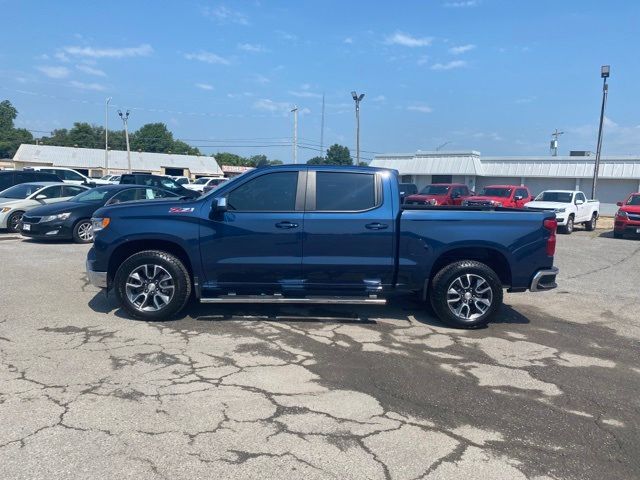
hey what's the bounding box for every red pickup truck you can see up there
[404,183,472,206]
[614,193,640,238]
[463,185,533,209]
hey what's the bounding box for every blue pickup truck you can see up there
[86,165,559,328]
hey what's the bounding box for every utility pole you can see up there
[351,91,365,165]
[291,105,298,164]
[592,65,610,199]
[105,97,112,173]
[118,109,131,173]
[550,129,564,156]
[320,93,325,158]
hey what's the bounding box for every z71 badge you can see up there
[169,207,195,213]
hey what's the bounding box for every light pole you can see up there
[291,105,298,164]
[118,109,131,173]
[351,91,365,165]
[591,65,610,199]
[105,97,112,173]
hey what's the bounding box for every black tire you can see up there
[114,250,191,321]
[584,213,597,232]
[72,219,94,243]
[7,211,24,233]
[613,231,624,239]
[560,215,574,234]
[429,260,503,329]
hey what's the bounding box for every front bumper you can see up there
[86,259,108,289]
[530,267,559,292]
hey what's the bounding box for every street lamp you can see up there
[351,91,365,165]
[105,97,112,173]
[118,109,132,173]
[591,65,610,199]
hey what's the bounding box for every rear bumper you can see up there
[530,267,559,292]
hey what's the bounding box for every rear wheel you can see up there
[73,219,94,243]
[115,250,191,320]
[584,213,598,231]
[429,260,503,329]
[7,211,24,233]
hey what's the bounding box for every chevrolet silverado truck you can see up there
[525,190,599,234]
[463,185,533,209]
[86,165,559,328]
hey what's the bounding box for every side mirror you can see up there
[35,194,47,200]
[617,201,623,207]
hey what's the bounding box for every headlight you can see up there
[555,208,566,213]
[0,207,11,213]
[616,210,628,219]
[41,212,71,222]
[92,217,111,233]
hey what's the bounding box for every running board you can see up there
[200,295,386,305]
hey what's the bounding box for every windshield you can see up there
[481,187,512,197]
[627,195,640,206]
[0,184,44,199]
[71,187,114,203]
[194,178,210,184]
[419,185,450,195]
[535,192,573,203]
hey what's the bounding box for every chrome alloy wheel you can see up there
[77,222,94,241]
[125,264,175,312]
[446,273,493,321]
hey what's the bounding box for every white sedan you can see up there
[0,182,89,232]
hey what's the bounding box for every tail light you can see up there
[543,218,557,256]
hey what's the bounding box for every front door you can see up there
[199,170,305,294]
[302,170,395,294]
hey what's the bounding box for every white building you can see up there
[7,144,223,179]
[370,151,640,215]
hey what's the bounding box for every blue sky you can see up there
[1,0,639,161]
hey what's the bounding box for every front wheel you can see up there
[429,260,503,329]
[584,213,597,231]
[114,250,192,320]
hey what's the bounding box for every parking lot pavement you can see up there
[0,229,639,480]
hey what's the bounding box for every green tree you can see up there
[0,100,34,157]
[325,144,352,165]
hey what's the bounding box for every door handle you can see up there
[365,222,389,230]
[275,221,299,229]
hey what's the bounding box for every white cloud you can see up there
[184,51,230,65]
[36,66,70,79]
[344,37,353,44]
[70,80,106,91]
[76,65,106,77]
[444,1,479,7]
[237,43,267,53]
[449,44,476,55]
[195,83,214,90]
[202,5,249,25]
[431,60,467,70]
[407,104,433,113]
[62,44,153,59]
[385,32,433,47]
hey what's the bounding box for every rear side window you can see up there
[227,172,298,211]
[315,172,377,211]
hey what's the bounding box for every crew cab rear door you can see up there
[301,170,395,293]
[199,169,305,292]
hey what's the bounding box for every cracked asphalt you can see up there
[0,228,639,479]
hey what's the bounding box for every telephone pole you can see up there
[291,105,298,164]
[118,109,131,173]
[105,97,112,173]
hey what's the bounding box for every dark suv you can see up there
[119,174,200,198]
[0,170,63,191]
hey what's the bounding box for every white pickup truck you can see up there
[525,190,599,234]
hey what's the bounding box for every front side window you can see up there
[315,172,377,211]
[227,172,298,211]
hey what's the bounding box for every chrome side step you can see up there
[200,295,387,305]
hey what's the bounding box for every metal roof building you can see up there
[371,151,640,215]
[10,144,222,178]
